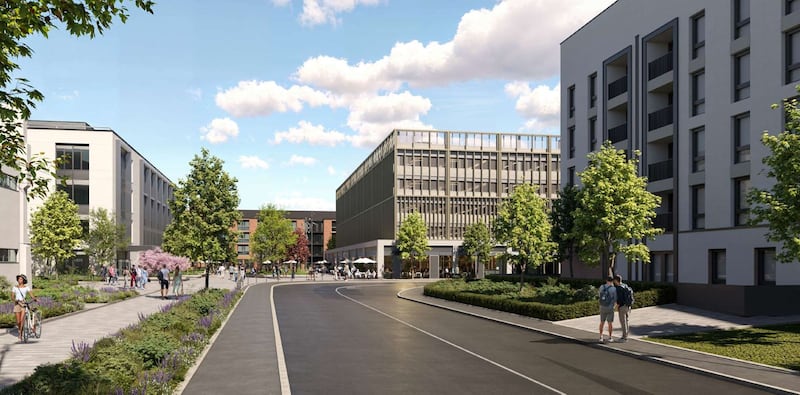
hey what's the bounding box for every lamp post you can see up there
[306,216,313,272]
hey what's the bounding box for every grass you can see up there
[647,323,800,371]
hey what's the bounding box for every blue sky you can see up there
[19,0,613,210]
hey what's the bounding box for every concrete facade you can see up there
[333,129,561,279]
[0,121,31,284]
[561,0,800,315]
[25,120,173,274]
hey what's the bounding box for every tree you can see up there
[287,228,310,270]
[462,221,492,279]
[138,248,190,272]
[572,141,663,277]
[396,212,429,277]
[250,204,296,271]
[493,184,556,291]
[30,190,82,276]
[748,97,800,263]
[550,185,580,277]
[1,1,154,200]
[326,233,336,250]
[85,207,129,275]
[163,148,241,289]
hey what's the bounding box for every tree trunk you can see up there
[204,259,210,289]
[518,259,525,293]
[568,246,575,278]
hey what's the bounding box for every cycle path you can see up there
[0,274,236,388]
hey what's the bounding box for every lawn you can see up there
[646,323,800,371]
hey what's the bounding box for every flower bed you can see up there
[1,288,242,395]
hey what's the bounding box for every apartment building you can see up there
[561,0,800,315]
[26,120,173,271]
[332,129,560,279]
[234,210,336,268]
[0,122,32,283]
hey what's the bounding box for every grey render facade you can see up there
[561,0,800,315]
[332,129,560,278]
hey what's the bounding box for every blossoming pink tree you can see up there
[138,248,191,272]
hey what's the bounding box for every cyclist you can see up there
[12,274,38,341]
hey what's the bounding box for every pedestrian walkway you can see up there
[0,274,236,389]
[397,286,800,394]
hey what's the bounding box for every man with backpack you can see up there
[614,274,634,342]
[598,276,617,343]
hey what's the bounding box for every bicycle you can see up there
[21,301,42,343]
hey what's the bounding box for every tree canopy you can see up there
[250,204,296,268]
[396,212,429,272]
[748,97,800,263]
[287,228,310,267]
[138,248,190,272]
[162,148,241,288]
[30,190,82,276]
[85,207,129,271]
[550,184,580,277]
[572,142,662,277]
[462,221,492,278]
[1,0,154,199]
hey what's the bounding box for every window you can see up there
[734,51,750,101]
[734,113,750,163]
[589,117,597,151]
[568,126,575,159]
[788,0,800,14]
[568,85,575,118]
[692,127,705,172]
[733,0,750,39]
[734,177,751,226]
[786,29,800,84]
[692,70,705,115]
[0,249,18,263]
[710,250,726,284]
[692,185,705,229]
[0,171,17,191]
[757,248,777,285]
[56,145,90,170]
[588,73,597,108]
[57,184,89,205]
[237,245,249,255]
[692,11,706,59]
[568,166,575,186]
[238,232,250,243]
[80,219,89,238]
[238,220,250,231]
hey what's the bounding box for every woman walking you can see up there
[12,274,38,341]
[172,267,183,297]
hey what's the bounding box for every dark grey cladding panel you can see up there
[429,246,454,256]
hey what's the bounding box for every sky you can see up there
[19,0,615,211]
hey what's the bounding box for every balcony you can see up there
[654,213,674,232]
[608,123,628,143]
[648,106,673,131]
[648,159,673,181]
[608,76,628,100]
[648,52,673,80]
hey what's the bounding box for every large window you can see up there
[0,249,17,263]
[57,184,89,205]
[589,117,597,151]
[733,0,750,39]
[734,51,750,101]
[734,113,750,163]
[692,185,705,229]
[237,245,249,255]
[786,28,800,84]
[692,70,705,115]
[734,177,751,226]
[710,250,726,284]
[568,126,575,159]
[568,166,575,186]
[56,144,90,170]
[692,11,706,59]
[567,85,575,118]
[238,232,250,243]
[0,170,17,191]
[757,248,776,285]
[588,73,597,108]
[788,0,800,15]
[237,220,250,231]
[692,127,705,172]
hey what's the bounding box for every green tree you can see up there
[250,204,296,271]
[326,233,336,250]
[30,190,82,276]
[573,141,663,277]
[748,97,800,263]
[550,185,580,277]
[493,184,556,290]
[163,148,241,289]
[1,1,154,199]
[462,221,492,279]
[85,207,129,276]
[396,212,429,277]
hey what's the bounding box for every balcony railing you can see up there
[648,52,674,80]
[648,106,673,131]
[608,123,628,143]
[607,76,628,100]
[648,159,673,181]
[654,213,673,232]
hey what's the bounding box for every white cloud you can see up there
[215,80,331,117]
[186,88,203,101]
[504,81,560,132]
[239,155,269,169]
[272,0,291,6]
[271,194,334,211]
[327,165,336,175]
[56,90,80,100]
[287,154,318,166]
[346,91,433,147]
[274,120,348,146]
[200,118,240,143]
[300,0,381,26]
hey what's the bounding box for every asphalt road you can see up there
[275,282,771,395]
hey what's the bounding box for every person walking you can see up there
[108,266,117,285]
[129,265,138,289]
[614,274,634,342]
[172,267,183,297]
[598,275,617,343]
[158,265,170,299]
[12,274,38,341]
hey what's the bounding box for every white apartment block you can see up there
[26,120,173,272]
[0,123,31,284]
[561,0,800,315]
